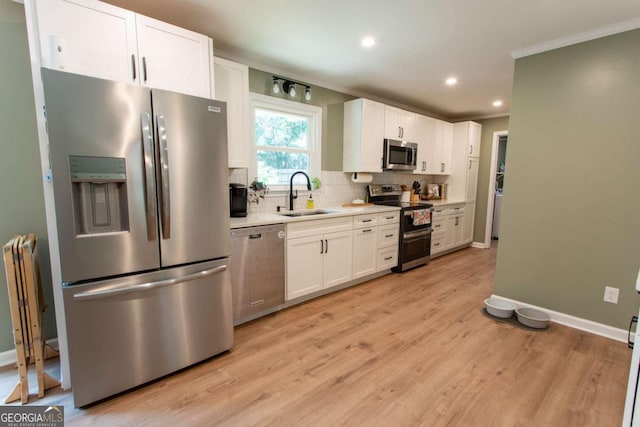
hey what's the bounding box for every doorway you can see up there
[482,131,508,248]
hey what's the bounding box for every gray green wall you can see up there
[494,29,640,329]
[248,68,356,171]
[474,116,509,243]
[0,1,56,352]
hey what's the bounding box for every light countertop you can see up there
[230,205,401,229]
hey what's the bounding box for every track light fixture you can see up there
[271,76,311,101]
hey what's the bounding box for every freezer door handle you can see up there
[629,316,638,349]
[72,265,228,301]
[157,115,171,239]
[141,113,157,241]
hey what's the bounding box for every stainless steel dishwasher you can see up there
[230,224,285,324]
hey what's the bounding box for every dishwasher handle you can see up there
[73,265,227,301]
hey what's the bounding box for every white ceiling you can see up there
[103,0,640,120]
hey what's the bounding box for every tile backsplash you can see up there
[229,169,448,214]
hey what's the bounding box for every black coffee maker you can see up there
[229,183,248,217]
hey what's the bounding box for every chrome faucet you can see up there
[289,171,312,211]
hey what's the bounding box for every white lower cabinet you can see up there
[286,235,324,299]
[286,211,400,300]
[323,231,353,288]
[286,217,353,300]
[353,226,378,279]
[462,202,475,244]
[431,203,469,256]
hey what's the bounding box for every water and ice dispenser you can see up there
[69,156,129,235]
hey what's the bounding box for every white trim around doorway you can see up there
[482,130,508,248]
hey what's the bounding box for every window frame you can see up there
[249,93,322,193]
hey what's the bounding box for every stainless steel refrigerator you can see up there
[41,69,233,407]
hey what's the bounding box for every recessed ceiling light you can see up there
[361,36,376,48]
[493,100,503,107]
[445,77,458,86]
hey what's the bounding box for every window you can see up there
[250,93,321,191]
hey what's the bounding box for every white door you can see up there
[352,227,377,279]
[323,231,353,289]
[452,215,464,246]
[135,14,212,98]
[462,202,475,244]
[468,122,482,157]
[361,100,386,172]
[214,57,249,168]
[465,157,480,202]
[384,106,401,139]
[37,0,138,83]
[413,115,435,174]
[286,236,323,300]
[398,110,415,141]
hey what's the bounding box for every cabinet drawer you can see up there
[378,224,399,248]
[432,207,448,217]
[431,218,446,234]
[378,211,400,224]
[431,233,446,254]
[287,217,352,239]
[448,205,465,215]
[377,246,398,271]
[353,214,378,229]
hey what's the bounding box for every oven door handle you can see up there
[403,229,431,240]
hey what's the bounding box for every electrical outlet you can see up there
[603,286,619,304]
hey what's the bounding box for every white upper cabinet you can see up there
[429,119,454,175]
[343,98,385,173]
[35,0,138,84]
[457,121,482,158]
[384,106,415,141]
[214,57,249,168]
[413,114,435,174]
[135,15,212,98]
[34,0,213,98]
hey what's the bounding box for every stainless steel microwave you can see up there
[383,139,417,171]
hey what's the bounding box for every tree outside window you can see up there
[250,94,321,190]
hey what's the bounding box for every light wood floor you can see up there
[1,245,632,426]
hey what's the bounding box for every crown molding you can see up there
[511,17,640,59]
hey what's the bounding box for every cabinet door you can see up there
[452,215,464,246]
[286,236,323,300]
[398,110,415,141]
[214,57,249,168]
[413,115,435,174]
[36,0,138,83]
[360,100,386,172]
[468,122,482,158]
[465,157,480,202]
[352,227,377,279]
[462,202,475,244]
[135,14,212,98]
[444,216,456,249]
[431,119,453,174]
[323,231,353,289]
[384,106,402,139]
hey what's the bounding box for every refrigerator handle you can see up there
[156,115,171,239]
[72,265,227,301]
[141,113,157,241]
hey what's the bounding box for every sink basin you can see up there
[278,209,335,217]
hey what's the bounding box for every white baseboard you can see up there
[471,242,487,249]
[0,338,59,369]
[490,295,628,343]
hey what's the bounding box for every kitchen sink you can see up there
[278,209,336,217]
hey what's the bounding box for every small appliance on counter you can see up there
[229,183,248,217]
